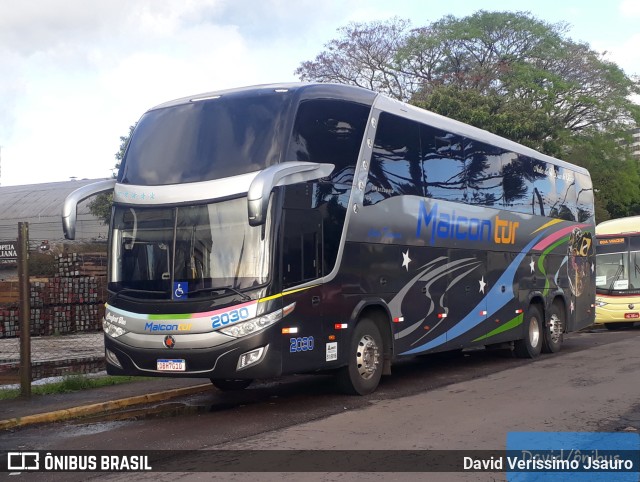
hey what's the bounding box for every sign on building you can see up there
[0,241,18,265]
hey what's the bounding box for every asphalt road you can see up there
[2,326,640,481]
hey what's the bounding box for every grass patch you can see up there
[0,375,142,401]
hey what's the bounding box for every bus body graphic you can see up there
[63,83,596,395]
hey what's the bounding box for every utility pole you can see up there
[18,222,31,398]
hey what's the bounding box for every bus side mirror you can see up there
[62,179,117,239]
[247,161,334,226]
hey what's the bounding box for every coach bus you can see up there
[595,216,640,330]
[62,83,596,395]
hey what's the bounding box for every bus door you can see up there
[280,204,326,373]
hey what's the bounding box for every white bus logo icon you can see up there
[8,452,39,470]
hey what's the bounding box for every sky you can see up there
[0,0,639,187]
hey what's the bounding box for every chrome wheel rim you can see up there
[356,334,380,380]
[548,313,563,344]
[530,317,541,348]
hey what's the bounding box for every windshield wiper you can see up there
[187,286,252,303]
[215,286,252,302]
[112,287,169,302]
[608,265,624,291]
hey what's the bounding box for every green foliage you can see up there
[0,375,141,400]
[296,10,640,219]
[88,123,136,225]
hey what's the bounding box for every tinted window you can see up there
[422,126,466,202]
[551,167,577,221]
[119,92,291,185]
[365,113,423,205]
[466,141,506,207]
[286,100,369,274]
[287,99,370,186]
[575,171,595,223]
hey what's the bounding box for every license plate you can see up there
[624,313,639,319]
[157,359,186,371]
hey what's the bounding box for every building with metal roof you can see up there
[0,179,109,243]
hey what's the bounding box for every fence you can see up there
[0,249,108,386]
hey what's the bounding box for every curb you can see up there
[0,383,212,430]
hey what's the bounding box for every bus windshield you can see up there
[109,196,272,300]
[595,237,640,293]
[118,91,291,185]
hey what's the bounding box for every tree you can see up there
[88,124,136,224]
[296,10,640,218]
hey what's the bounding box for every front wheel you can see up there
[336,319,383,395]
[210,378,253,391]
[514,305,543,359]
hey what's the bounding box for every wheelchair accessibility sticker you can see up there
[173,282,189,300]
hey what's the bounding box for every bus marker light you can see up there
[480,310,487,316]
[393,317,404,323]
[515,309,523,314]
[282,327,298,334]
[334,323,348,330]
[424,325,430,331]
[437,313,447,319]
[283,302,296,317]
[328,335,336,341]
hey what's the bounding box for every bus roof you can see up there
[149,82,588,176]
[596,216,640,236]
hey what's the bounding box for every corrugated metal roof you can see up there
[0,179,109,242]
[0,179,108,219]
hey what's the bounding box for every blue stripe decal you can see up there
[400,233,545,355]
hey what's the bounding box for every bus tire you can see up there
[210,378,252,391]
[514,305,543,359]
[542,302,564,353]
[336,318,383,395]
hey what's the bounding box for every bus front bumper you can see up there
[103,330,283,380]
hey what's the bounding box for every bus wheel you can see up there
[337,319,383,395]
[542,302,564,353]
[210,378,253,391]
[514,305,543,359]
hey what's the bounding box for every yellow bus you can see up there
[595,216,640,329]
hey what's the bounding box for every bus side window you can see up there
[365,112,423,205]
[575,171,595,223]
[421,125,466,202]
[551,167,577,221]
[466,140,505,207]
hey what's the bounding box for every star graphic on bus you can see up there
[479,276,487,294]
[402,250,412,271]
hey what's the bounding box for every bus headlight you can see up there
[220,302,295,338]
[103,318,128,338]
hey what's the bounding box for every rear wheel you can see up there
[514,305,543,359]
[210,378,253,391]
[336,318,383,395]
[542,302,564,353]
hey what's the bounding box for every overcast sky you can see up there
[1,0,639,187]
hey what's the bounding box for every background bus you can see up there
[595,215,640,330]
[63,83,596,395]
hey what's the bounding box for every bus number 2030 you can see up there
[290,336,314,352]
